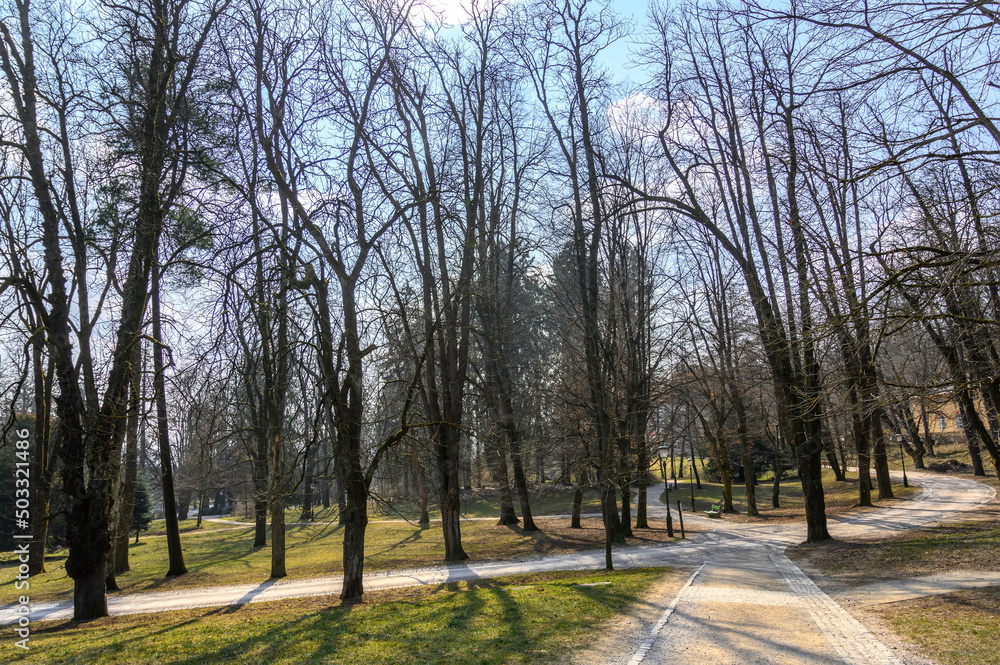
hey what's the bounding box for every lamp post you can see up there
[689,457,696,512]
[657,446,674,537]
[894,433,909,488]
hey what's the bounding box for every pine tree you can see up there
[132,477,154,544]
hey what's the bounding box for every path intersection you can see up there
[2,471,994,665]
[618,471,995,665]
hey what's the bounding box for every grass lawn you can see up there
[20,568,669,664]
[791,488,1000,665]
[145,518,251,535]
[790,502,1000,585]
[373,486,606,521]
[215,486,607,524]
[0,516,680,605]
[877,588,1000,665]
[659,469,919,522]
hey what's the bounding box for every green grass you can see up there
[23,568,668,664]
[1,513,675,604]
[411,486,604,520]
[217,486,606,524]
[145,518,250,535]
[658,469,918,519]
[879,588,1000,665]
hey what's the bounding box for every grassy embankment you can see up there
[0,487,672,604]
[14,568,673,665]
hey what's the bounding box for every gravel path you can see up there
[579,471,994,665]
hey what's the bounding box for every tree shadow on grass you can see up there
[499,522,554,552]
[157,589,490,665]
[364,525,429,559]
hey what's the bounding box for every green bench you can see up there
[704,504,722,518]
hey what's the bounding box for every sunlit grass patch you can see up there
[1,516,677,604]
[790,507,1000,583]
[879,588,1000,665]
[26,568,668,664]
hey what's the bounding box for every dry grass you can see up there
[877,588,1000,665]
[662,469,919,524]
[792,504,1000,588]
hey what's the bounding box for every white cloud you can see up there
[607,92,668,137]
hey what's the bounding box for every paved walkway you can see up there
[618,471,995,665]
[1,470,994,665]
[626,544,908,665]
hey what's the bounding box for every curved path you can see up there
[2,471,994,664]
[620,471,994,665]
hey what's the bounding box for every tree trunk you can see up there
[176,491,191,521]
[771,438,782,510]
[270,494,285,578]
[920,400,936,456]
[603,481,625,545]
[897,402,926,469]
[73,557,109,621]
[958,390,988,476]
[620,481,633,538]
[196,492,205,528]
[509,425,537,532]
[490,433,519,526]
[153,266,186,577]
[340,482,368,600]
[114,353,141,573]
[689,438,702,489]
[300,463,315,522]
[741,435,758,517]
[822,416,846,481]
[853,410,873,507]
[708,431,735,513]
[438,423,469,561]
[253,495,268,547]
[601,485,617,570]
[411,443,430,526]
[29,334,54,575]
[335,447,348,525]
[618,434,633,537]
[571,465,586,529]
[635,444,649,528]
[300,403,316,522]
[734,396,758,517]
[871,408,894,500]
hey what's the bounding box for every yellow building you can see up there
[917,394,985,435]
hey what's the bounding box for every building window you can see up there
[939,414,947,432]
[955,413,963,429]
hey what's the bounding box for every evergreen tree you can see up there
[132,477,154,544]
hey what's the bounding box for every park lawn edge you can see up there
[20,568,669,665]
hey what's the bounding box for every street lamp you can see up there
[894,433,909,488]
[656,446,674,537]
[689,457,696,512]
